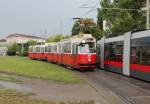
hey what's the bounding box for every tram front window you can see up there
[78,43,95,53]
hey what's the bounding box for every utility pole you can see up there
[146,0,150,29]
[44,28,47,43]
[60,20,63,35]
[19,33,24,54]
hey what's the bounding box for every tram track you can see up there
[74,69,150,104]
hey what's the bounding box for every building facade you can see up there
[0,39,7,47]
[0,33,45,55]
[6,33,45,44]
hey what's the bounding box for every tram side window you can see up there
[109,44,116,61]
[104,45,109,61]
[35,47,39,52]
[41,47,45,53]
[131,37,150,66]
[47,46,52,52]
[141,47,150,65]
[104,42,123,62]
[63,43,71,53]
[45,47,48,52]
[116,45,123,62]
[53,45,57,53]
[58,45,62,53]
[38,47,41,52]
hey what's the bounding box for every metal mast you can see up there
[146,0,150,29]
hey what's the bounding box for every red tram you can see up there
[28,34,96,70]
[97,30,150,82]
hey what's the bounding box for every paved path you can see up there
[76,69,150,104]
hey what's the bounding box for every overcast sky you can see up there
[0,0,99,38]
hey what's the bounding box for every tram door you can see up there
[72,44,77,67]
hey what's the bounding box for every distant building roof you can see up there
[7,33,44,39]
[0,39,6,42]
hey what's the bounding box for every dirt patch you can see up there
[0,73,100,103]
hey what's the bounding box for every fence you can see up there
[0,47,7,55]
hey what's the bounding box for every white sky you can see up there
[0,0,99,38]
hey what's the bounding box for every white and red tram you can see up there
[97,30,150,82]
[29,45,45,60]
[28,34,97,70]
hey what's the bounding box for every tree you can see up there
[47,34,65,43]
[97,0,145,36]
[27,40,37,46]
[71,18,103,40]
[72,18,96,36]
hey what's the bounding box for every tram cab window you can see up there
[29,47,33,52]
[78,43,95,53]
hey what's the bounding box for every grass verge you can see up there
[0,88,57,104]
[0,75,19,82]
[0,56,82,83]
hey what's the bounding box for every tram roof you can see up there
[131,30,150,39]
[60,34,95,43]
[97,30,150,43]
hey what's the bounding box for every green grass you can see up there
[0,75,19,82]
[0,88,54,104]
[0,88,95,104]
[0,56,82,83]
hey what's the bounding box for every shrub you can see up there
[7,43,21,56]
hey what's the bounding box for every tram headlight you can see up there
[88,59,91,62]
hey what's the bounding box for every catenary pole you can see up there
[146,0,150,29]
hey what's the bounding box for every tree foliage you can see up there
[97,0,146,36]
[7,43,21,56]
[27,40,37,46]
[71,18,103,40]
[47,34,65,43]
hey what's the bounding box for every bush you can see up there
[20,51,28,56]
[7,43,21,56]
